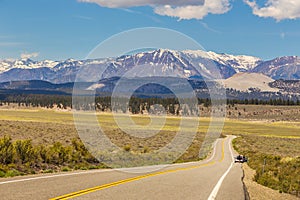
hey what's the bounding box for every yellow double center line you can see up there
[50,139,226,200]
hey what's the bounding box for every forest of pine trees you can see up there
[0,94,299,115]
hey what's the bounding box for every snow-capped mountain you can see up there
[0,58,108,83]
[206,51,262,72]
[0,58,59,73]
[251,56,300,80]
[0,49,298,83]
[100,49,217,79]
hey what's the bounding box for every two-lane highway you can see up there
[0,136,246,200]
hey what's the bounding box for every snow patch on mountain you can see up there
[206,51,262,72]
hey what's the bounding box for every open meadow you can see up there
[0,106,299,143]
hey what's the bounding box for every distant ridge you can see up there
[0,49,299,84]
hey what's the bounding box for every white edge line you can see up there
[207,136,235,200]
[0,169,115,185]
[205,139,218,163]
[0,139,221,185]
[170,138,218,167]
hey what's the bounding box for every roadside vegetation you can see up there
[0,135,105,177]
[233,135,300,197]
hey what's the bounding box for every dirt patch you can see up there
[242,164,298,200]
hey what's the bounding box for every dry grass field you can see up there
[0,106,299,197]
[1,106,299,142]
[0,107,299,162]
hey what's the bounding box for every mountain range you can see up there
[0,49,299,84]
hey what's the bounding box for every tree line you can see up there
[0,94,299,115]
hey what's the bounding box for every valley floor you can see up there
[0,106,299,198]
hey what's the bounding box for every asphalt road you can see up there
[0,136,246,200]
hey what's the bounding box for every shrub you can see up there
[14,139,34,164]
[0,135,104,177]
[61,166,70,172]
[123,144,131,152]
[0,136,14,164]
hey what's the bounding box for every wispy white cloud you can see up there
[199,21,222,34]
[73,15,93,20]
[244,0,300,21]
[263,31,300,39]
[79,0,231,20]
[21,52,39,59]
[119,8,142,14]
[119,8,163,23]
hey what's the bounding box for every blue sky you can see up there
[0,0,300,61]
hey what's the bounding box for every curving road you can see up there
[0,136,246,200]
